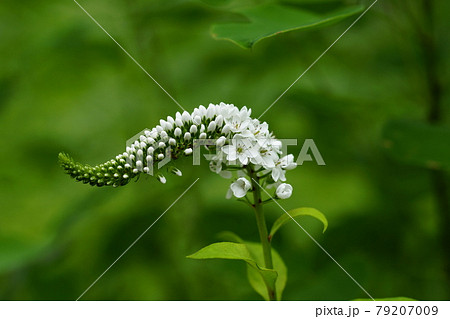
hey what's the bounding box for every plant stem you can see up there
[248,167,277,301]
[419,0,450,296]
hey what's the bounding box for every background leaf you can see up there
[270,207,328,239]
[0,237,50,273]
[382,120,450,171]
[211,3,364,48]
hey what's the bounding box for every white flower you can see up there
[280,154,297,170]
[271,162,287,182]
[276,183,293,199]
[222,135,258,165]
[230,177,251,198]
[226,116,251,133]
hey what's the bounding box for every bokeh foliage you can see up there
[0,0,449,300]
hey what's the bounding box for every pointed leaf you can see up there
[270,207,328,239]
[211,4,364,48]
[245,242,287,301]
[187,242,278,293]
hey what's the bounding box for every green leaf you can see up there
[270,207,328,239]
[383,120,450,171]
[354,297,417,301]
[187,242,278,295]
[246,242,287,301]
[211,4,364,48]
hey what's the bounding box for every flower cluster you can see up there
[59,103,296,199]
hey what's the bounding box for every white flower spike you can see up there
[59,103,297,199]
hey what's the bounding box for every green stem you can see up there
[419,0,450,296]
[248,167,277,301]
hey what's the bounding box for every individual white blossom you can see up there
[230,177,251,198]
[276,183,293,199]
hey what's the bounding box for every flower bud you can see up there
[276,183,293,199]
[216,136,226,147]
[199,105,207,116]
[207,121,216,132]
[156,173,166,184]
[182,111,191,123]
[170,167,182,176]
[166,116,175,124]
[193,115,202,125]
[175,119,183,127]
[222,124,231,134]
[136,160,143,171]
[215,115,224,127]
[174,127,182,137]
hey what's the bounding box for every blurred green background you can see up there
[0,0,449,300]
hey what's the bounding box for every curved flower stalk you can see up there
[59,103,297,198]
[59,102,312,301]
